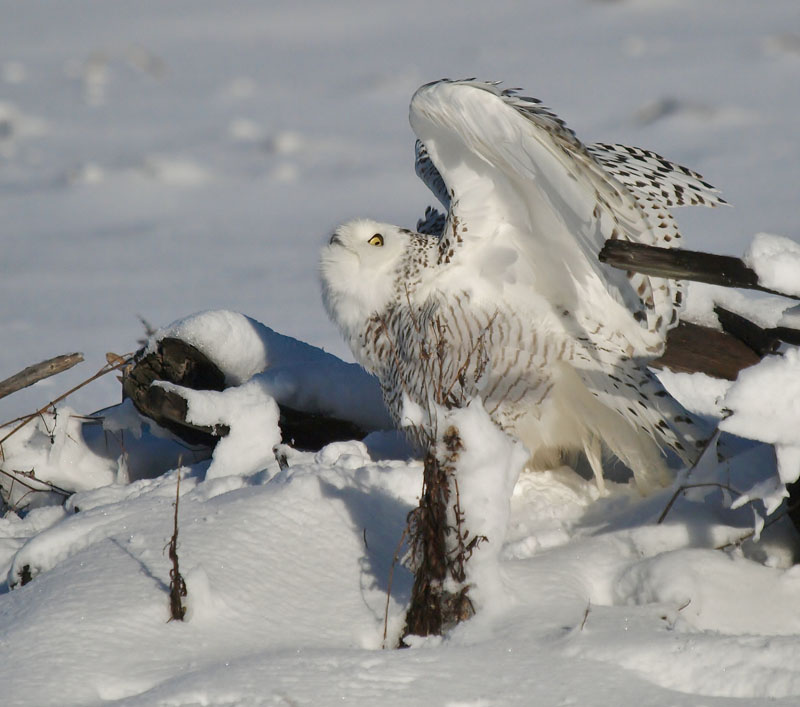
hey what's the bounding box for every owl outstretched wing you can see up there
[409,79,724,349]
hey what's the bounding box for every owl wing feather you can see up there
[410,79,664,343]
[586,143,726,209]
[409,80,724,349]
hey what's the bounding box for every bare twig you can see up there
[658,482,800,551]
[579,602,591,631]
[0,466,71,499]
[136,314,157,347]
[715,499,800,551]
[0,353,84,401]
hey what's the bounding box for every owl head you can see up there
[320,218,411,340]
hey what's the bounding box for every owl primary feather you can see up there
[320,79,724,492]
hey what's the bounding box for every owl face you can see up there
[320,218,411,337]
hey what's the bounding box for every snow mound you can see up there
[721,347,800,510]
[744,232,800,297]
[1,360,799,704]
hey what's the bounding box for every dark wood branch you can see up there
[122,338,369,451]
[0,353,84,401]
[167,471,187,621]
[599,240,800,300]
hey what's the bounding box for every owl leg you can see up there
[583,435,607,496]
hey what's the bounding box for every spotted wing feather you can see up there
[587,143,727,209]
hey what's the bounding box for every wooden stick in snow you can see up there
[122,338,370,450]
[0,353,84,401]
[599,240,800,301]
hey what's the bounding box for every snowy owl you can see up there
[320,79,725,492]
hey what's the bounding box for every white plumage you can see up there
[320,79,723,492]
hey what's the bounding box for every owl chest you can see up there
[362,295,570,422]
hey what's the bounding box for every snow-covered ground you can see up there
[2,1,800,705]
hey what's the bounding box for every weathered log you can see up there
[599,240,800,300]
[713,306,781,357]
[0,353,84,401]
[652,320,761,380]
[122,338,368,451]
[122,338,227,447]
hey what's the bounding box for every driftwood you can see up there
[0,353,84,401]
[122,338,368,451]
[122,338,228,447]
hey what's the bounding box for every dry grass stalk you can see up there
[0,353,132,459]
[167,470,187,621]
[382,527,409,649]
[0,353,132,510]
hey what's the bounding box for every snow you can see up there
[721,348,800,511]
[744,232,800,297]
[169,378,282,481]
[434,401,529,613]
[1,1,800,705]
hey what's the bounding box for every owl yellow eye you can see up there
[368,234,384,247]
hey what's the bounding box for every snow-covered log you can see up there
[123,336,374,450]
[122,310,391,451]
